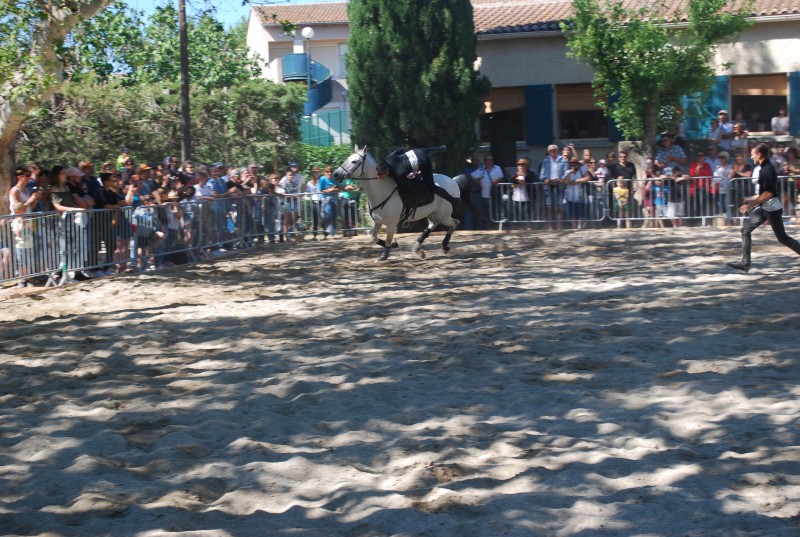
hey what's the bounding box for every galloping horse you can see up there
[334,145,468,261]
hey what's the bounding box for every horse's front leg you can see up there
[412,221,435,259]
[374,222,398,249]
[370,222,381,245]
[379,226,396,261]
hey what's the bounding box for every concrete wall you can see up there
[478,19,800,91]
[714,19,800,75]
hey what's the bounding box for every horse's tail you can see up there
[452,174,480,218]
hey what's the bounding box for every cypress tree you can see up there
[347,0,490,176]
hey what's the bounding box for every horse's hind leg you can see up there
[442,220,458,254]
[412,222,435,259]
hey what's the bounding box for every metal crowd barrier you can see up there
[0,193,369,288]
[487,176,799,229]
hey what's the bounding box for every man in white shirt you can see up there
[717,110,734,150]
[469,154,504,230]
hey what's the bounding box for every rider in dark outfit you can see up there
[376,145,459,211]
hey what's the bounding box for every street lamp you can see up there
[301,26,315,90]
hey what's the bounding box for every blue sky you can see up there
[128,0,344,29]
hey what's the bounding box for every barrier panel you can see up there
[486,176,799,229]
[489,182,607,229]
[0,194,370,288]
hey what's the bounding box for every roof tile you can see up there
[253,1,800,36]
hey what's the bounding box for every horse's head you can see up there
[334,145,369,181]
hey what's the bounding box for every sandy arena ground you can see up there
[0,228,799,537]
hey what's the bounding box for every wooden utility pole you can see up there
[178,0,191,161]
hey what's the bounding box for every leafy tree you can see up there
[16,78,306,171]
[562,0,751,157]
[67,4,262,91]
[0,0,113,213]
[347,0,490,176]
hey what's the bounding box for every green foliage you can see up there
[562,0,751,153]
[347,0,490,176]
[16,78,306,169]
[66,2,262,91]
[292,144,355,177]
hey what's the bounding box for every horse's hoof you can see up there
[379,250,390,261]
[391,240,399,249]
[443,246,451,254]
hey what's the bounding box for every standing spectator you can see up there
[180,160,196,185]
[79,161,101,197]
[279,167,303,241]
[609,150,639,220]
[665,166,690,228]
[612,179,632,229]
[49,165,90,282]
[510,158,537,227]
[256,174,281,244]
[705,145,721,171]
[470,154,504,230]
[9,167,43,287]
[584,157,604,226]
[92,173,128,275]
[132,194,165,270]
[729,150,754,221]
[717,110,734,151]
[654,133,687,174]
[705,118,722,146]
[305,167,322,239]
[689,150,713,217]
[115,147,131,171]
[593,158,609,225]
[562,157,590,229]
[727,143,800,272]
[579,148,593,175]
[341,173,361,237]
[713,151,732,223]
[783,147,800,176]
[318,166,342,239]
[138,164,157,195]
[729,122,748,154]
[461,154,482,230]
[770,143,788,171]
[539,145,568,230]
[288,161,305,186]
[650,176,669,228]
[771,105,789,135]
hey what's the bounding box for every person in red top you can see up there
[689,150,713,217]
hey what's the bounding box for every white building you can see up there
[247,0,800,159]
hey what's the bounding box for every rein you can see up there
[369,185,398,217]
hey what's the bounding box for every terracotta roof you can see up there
[253,1,800,35]
[473,0,800,35]
[253,2,349,26]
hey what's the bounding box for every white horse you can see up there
[334,145,469,261]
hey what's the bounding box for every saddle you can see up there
[395,173,460,222]
[395,173,435,221]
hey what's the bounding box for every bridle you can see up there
[336,151,368,181]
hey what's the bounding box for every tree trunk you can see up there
[642,100,660,159]
[0,0,112,214]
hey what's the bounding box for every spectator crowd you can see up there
[5,152,363,288]
[460,106,798,232]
